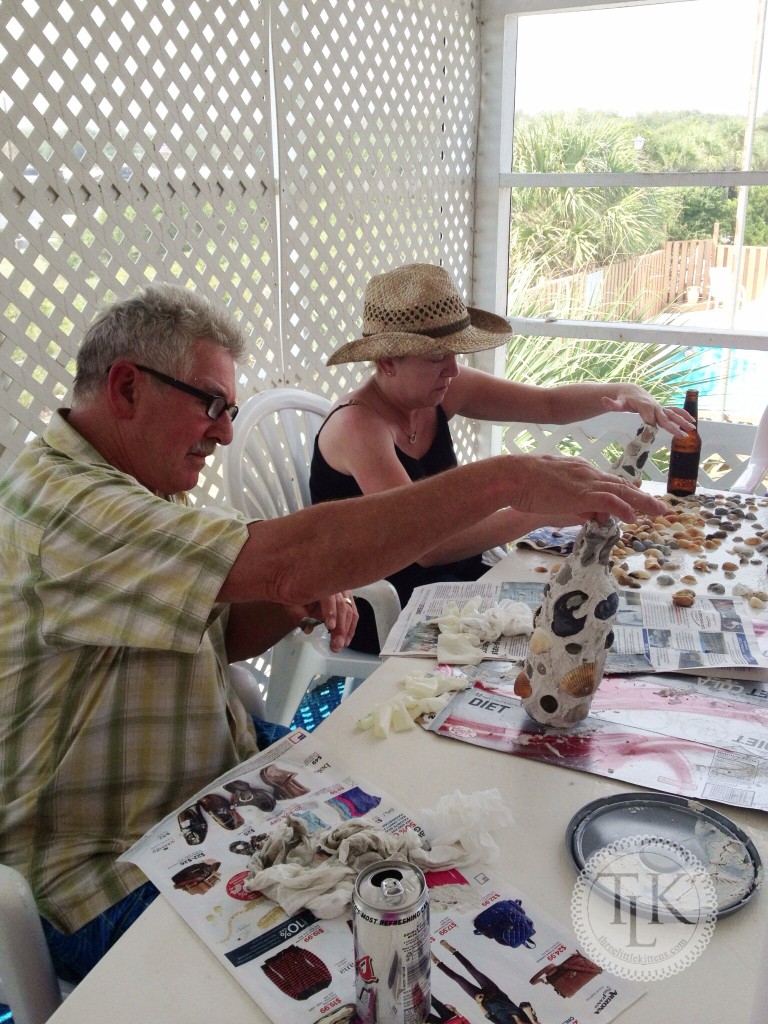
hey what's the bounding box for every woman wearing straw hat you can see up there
[310,263,692,653]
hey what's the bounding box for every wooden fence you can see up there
[525,240,768,319]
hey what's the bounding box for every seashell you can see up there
[558,663,598,698]
[561,703,590,724]
[673,588,696,608]
[529,627,554,654]
[514,671,532,698]
[595,592,619,620]
[551,590,589,637]
[722,562,739,572]
[680,574,697,584]
[749,596,768,610]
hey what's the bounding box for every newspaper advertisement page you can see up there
[426,663,768,811]
[121,729,644,1024]
[382,581,768,675]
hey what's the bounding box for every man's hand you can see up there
[297,592,359,652]
[512,454,668,525]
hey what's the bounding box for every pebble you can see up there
[613,492,768,607]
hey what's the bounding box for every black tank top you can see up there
[310,403,485,652]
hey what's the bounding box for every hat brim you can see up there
[326,306,513,365]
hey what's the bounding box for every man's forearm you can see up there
[225,600,305,662]
[220,457,506,605]
[218,453,666,607]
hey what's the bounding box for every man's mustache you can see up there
[189,443,216,457]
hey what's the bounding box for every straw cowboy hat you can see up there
[326,263,513,365]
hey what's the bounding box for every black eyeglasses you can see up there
[135,364,239,421]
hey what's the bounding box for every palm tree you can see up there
[509,113,669,283]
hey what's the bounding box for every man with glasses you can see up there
[0,282,665,983]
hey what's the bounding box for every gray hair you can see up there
[73,283,247,401]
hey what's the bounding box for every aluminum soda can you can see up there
[352,860,431,1024]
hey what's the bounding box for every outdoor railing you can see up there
[498,411,762,494]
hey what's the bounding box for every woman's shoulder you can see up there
[323,394,392,437]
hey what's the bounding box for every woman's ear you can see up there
[377,357,396,377]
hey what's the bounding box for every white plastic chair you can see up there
[223,388,401,726]
[0,864,64,1024]
[706,267,746,310]
[732,403,768,493]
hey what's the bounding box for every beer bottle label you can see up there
[668,451,700,478]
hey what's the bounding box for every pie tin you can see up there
[566,792,762,918]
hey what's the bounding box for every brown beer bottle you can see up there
[666,390,701,497]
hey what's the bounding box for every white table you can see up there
[49,505,768,1024]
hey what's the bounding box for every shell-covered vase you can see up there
[516,516,621,727]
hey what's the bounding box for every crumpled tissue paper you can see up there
[435,596,534,665]
[244,788,513,919]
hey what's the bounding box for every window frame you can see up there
[473,0,768,365]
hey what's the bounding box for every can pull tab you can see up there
[381,878,405,899]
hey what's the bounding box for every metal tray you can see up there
[566,792,762,918]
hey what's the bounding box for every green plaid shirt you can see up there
[0,411,256,932]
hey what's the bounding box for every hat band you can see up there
[363,314,471,340]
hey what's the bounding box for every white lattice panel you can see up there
[0,0,283,503]
[0,0,481,505]
[271,0,480,399]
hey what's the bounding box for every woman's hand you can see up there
[602,386,695,437]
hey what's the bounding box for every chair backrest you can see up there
[708,266,733,295]
[224,388,331,519]
[732,402,768,493]
[0,864,63,1024]
[708,266,745,307]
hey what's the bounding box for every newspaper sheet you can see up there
[426,663,768,812]
[121,730,644,1024]
[381,580,768,675]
